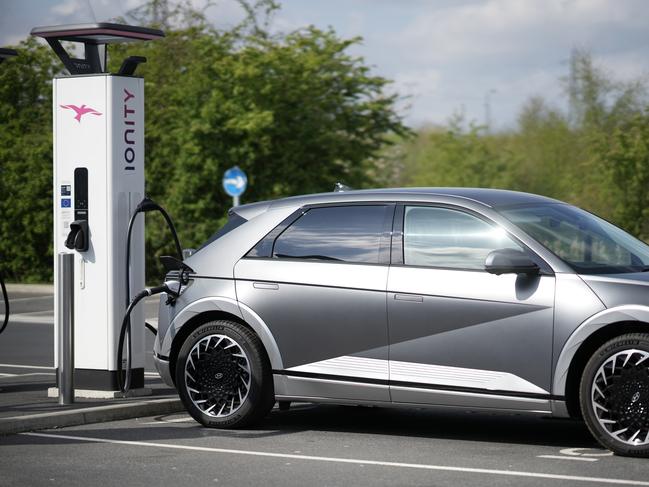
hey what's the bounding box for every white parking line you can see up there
[538,455,598,462]
[5,295,53,303]
[0,372,55,378]
[560,448,613,457]
[22,432,649,486]
[141,417,194,425]
[0,314,54,325]
[0,363,54,370]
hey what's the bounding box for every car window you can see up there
[195,211,247,253]
[403,206,522,270]
[273,205,391,264]
[501,203,649,274]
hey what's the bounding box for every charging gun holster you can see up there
[65,220,89,252]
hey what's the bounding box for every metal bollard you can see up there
[57,253,74,404]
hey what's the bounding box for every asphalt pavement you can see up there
[1,286,649,486]
[0,285,178,431]
[0,285,159,369]
[2,406,649,487]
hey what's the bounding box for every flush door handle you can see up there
[394,293,423,303]
[253,282,279,290]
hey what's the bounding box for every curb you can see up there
[0,397,184,435]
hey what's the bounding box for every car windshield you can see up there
[499,203,649,274]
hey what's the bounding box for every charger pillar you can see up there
[33,23,164,396]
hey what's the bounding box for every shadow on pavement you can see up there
[4,403,599,450]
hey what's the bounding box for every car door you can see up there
[235,203,394,401]
[387,204,556,411]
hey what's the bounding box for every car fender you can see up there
[160,296,284,370]
[553,304,649,396]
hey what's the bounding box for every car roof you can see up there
[288,186,553,206]
[233,187,561,220]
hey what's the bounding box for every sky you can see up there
[2,0,649,129]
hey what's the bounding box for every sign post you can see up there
[222,166,247,207]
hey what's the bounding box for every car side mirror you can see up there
[485,248,540,275]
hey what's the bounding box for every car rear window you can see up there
[197,212,247,251]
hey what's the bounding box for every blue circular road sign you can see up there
[222,166,248,197]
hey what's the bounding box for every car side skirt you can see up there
[273,372,559,415]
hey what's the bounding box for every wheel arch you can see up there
[554,305,649,418]
[165,297,284,385]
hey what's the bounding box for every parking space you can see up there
[2,287,649,486]
[0,287,159,369]
[2,405,649,487]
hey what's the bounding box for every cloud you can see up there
[51,0,84,16]
[391,69,441,99]
[397,0,648,65]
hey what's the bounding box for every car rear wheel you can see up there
[175,320,274,428]
[580,333,649,457]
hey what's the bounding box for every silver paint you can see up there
[154,188,649,417]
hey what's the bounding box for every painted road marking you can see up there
[0,372,54,378]
[23,432,649,486]
[538,455,598,462]
[560,448,614,457]
[0,314,54,324]
[141,416,194,425]
[0,363,54,370]
[4,295,53,303]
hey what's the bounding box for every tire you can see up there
[580,333,649,457]
[175,320,274,428]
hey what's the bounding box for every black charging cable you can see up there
[0,269,9,336]
[117,282,181,393]
[119,197,184,393]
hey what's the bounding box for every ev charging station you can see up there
[31,23,164,396]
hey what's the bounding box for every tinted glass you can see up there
[404,206,522,270]
[273,206,390,264]
[197,212,247,252]
[501,203,649,274]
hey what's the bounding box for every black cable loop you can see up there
[0,270,9,336]
[119,197,183,393]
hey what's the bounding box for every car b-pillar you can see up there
[31,23,164,397]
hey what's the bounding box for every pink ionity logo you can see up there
[60,104,102,123]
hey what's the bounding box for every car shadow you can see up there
[4,403,599,450]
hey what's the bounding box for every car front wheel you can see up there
[580,333,649,457]
[175,320,274,428]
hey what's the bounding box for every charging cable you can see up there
[119,197,184,393]
[117,281,182,393]
[0,270,9,336]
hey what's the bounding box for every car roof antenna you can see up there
[333,182,352,192]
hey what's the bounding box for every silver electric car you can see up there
[154,188,649,457]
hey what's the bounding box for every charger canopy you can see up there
[31,23,164,75]
[0,48,18,65]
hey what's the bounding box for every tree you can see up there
[396,114,514,190]
[109,1,408,279]
[0,39,62,282]
[598,109,649,238]
[0,0,408,281]
[389,49,649,240]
